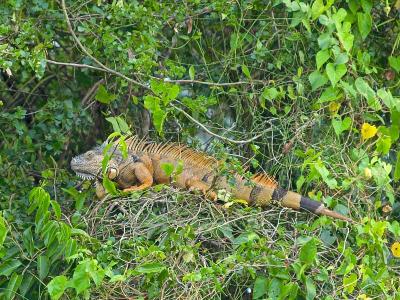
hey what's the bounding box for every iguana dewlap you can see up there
[70,136,352,222]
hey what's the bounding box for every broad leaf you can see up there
[326,63,347,87]
[0,214,7,248]
[316,49,330,70]
[332,116,351,136]
[47,275,69,300]
[389,56,400,72]
[308,70,328,91]
[4,273,22,300]
[253,276,268,299]
[299,238,317,265]
[95,84,116,104]
[355,78,381,110]
[38,255,50,280]
[357,12,372,40]
[0,259,22,276]
[189,65,195,80]
[134,262,166,274]
[241,64,251,79]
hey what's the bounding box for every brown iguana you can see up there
[70,136,353,222]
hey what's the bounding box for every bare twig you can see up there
[171,103,267,144]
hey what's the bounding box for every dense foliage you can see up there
[1,0,400,299]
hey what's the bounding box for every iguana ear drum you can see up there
[107,167,118,180]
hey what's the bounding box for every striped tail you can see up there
[247,184,353,222]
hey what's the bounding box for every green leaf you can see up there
[103,177,118,195]
[22,227,35,256]
[357,12,372,40]
[161,162,174,177]
[144,95,161,112]
[70,262,91,294]
[332,116,351,136]
[314,162,338,189]
[326,63,347,87]
[318,86,341,103]
[334,52,349,65]
[38,255,50,280]
[189,65,195,80]
[311,0,325,20]
[253,276,268,299]
[134,262,166,274]
[0,259,22,276]
[241,64,251,79]
[47,275,69,300]
[261,87,279,101]
[0,214,7,248]
[152,109,168,135]
[311,0,333,20]
[355,78,381,110]
[308,70,328,91]
[376,135,392,155]
[377,89,396,110]
[316,49,330,70]
[4,273,22,300]
[51,200,61,220]
[389,56,400,73]
[166,84,180,102]
[299,238,317,265]
[394,152,400,182]
[19,274,35,298]
[105,116,130,134]
[95,84,116,104]
[360,0,372,13]
[305,277,316,300]
[233,231,259,246]
[318,33,332,50]
[116,117,130,134]
[343,273,358,294]
[268,278,282,300]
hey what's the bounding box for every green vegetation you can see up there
[1,0,400,299]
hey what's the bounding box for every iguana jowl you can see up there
[71,136,352,222]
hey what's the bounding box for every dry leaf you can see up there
[384,70,395,81]
[186,16,193,34]
[382,204,392,214]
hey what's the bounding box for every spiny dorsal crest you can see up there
[121,136,277,183]
[123,135,218,169]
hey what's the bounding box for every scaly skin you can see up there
[70,136,353,222]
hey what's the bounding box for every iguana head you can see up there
[71,144,122,181]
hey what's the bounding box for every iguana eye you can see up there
[85,151,94,159]
[107,167,118,180]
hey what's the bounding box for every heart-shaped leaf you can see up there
[326,63,347,87]
[357,12,372,40]
[332,116,352,136]
[309,70,328,91]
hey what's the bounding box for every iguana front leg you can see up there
[95,180,107,199]
[185,178,217,201]
[122,163,153,192]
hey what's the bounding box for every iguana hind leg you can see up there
[185,178,217,201]
[122,162,153,192]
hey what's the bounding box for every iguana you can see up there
[70,136,353,222]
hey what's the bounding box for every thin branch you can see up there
[171,103,266,144]
[163,78,269,86]
[60,0,149,90]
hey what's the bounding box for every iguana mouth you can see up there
[75,172,96,181]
